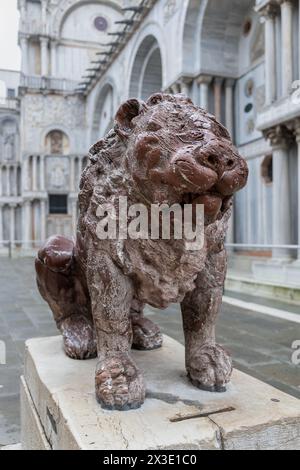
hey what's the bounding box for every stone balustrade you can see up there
[20,75,80,93]
[0,163,21,198]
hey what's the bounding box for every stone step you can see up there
[22,335,300,450]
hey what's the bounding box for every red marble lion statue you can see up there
[35,93,248,410]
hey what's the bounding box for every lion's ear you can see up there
[114,99,146,139]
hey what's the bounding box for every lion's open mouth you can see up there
[181,192,229,225]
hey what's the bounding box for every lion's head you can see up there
[85,93,248,226]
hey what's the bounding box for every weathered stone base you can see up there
[21,335,300,450]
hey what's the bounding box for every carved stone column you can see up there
[40,37,49,76]
[23,200,32,247]
[294,120,300,259]
[32,155,37,191]
[23,157,29,192]
[266,125,293,258]
[41,0,48,35]
[280,0,293,96]
[225,77,235,247]
[40,155,45,191]
[20,36,29,75]
[0,167,2,197]
[70,156,75,192]
[40,199,46,243]
[213,78,223,122]
[225,79,235,138]
[6,166,11,196]
[50,41,57,77]
[0,204,3,246]
[262,4,277,105]
[10,204,15,247]
[13,166,17,196]
[197,75,211,111]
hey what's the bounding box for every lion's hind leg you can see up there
[35,235,97,360]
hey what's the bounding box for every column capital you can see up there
[196,74,212,85]
[277,0,293,5]
[213,76,224,86]
[225,78,235,88]
[256,1,279,17]
[40,36,49,45]
[20,35,29,45]
[264,125,293,149]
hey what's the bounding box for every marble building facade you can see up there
[0,0,300,287]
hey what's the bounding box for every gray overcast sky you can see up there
[0,0,21,70]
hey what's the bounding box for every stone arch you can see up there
[51,0,122,37]
[45,129,70,155]
[182,0,207,74]
[92,81,115,142]
[199,0,255,77]
[129,35,163,101]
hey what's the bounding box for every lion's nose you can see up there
[169,155,218,192]
[215,158,248,196]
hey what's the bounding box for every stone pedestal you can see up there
[21,335,300,450]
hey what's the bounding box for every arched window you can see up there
[261,155,273,184]
[45,130,70,155]
[129,35,163,101]
[92,83,114,142]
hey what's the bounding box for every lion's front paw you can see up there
[187,343,232,392]
[95,353,145,410]
[61,315,97,360]
[131,316,163,351]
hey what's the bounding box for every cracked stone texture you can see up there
[0,257,299,446]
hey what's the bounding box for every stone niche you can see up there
[46,156,70,192]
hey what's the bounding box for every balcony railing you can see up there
[0,98,19,110]
[20,75,80,93]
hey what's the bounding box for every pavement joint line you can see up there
[223,296,300,324]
